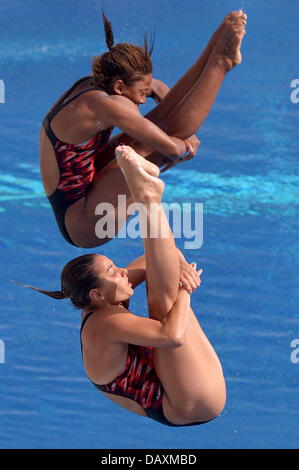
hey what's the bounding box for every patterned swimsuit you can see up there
[80,310,209,427]
[42,75,114,246]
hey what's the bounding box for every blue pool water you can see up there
[0,0,298,449]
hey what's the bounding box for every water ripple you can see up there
[0,166,298,218]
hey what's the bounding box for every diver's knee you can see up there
[183,382,226,423]
[193,387,226,422]
[184,398,226,424]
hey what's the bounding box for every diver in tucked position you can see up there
[29,145,226,426]
[39,9,247,248]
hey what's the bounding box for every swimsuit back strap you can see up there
[47,78,100,120]
[43,78,102,147]
[49,75,93,117]
[80,310,95,354]
[43,76,92,147]
[59,86,102,109]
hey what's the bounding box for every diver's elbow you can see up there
[169,331,185,348]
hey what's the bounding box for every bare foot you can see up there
[211,10,247,47]
[115,145,160,178]
[223,10,247,28]
[115,145,164,204]
[212,10,247,71]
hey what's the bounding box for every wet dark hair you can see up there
[92,8,154,91]
[12,254,102,310]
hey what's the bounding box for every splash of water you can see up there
[240,0,247,12]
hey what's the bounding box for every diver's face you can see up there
[93,255,134,305]
[117,74,152,105]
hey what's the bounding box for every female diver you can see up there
[39,9,247,248]
[28,145,226,426]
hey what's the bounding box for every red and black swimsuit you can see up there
[42,76,114,246]
[80,310,210,427]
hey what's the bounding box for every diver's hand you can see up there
[182,134,200,162]
[149,79,170,104]
[178,256,203,295]
[161,135,200,173]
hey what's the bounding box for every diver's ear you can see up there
[89,288,104,302]
[113,79,125,95]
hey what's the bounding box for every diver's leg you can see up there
[115,145,179,317]
[146,14,246,139]
[116,145,225,424]
[154,306,226,424]
[145,10,247,124]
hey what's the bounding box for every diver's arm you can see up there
[122,255,146,308]
[125,255,146,289]
[94,94,187,160]
[149,79,170,104]
[101,288,192,349]
[125,251,202,293]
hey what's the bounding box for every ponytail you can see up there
[101,7,114,50]
[143,31,155,59]
[11,254,102,310]
[10,280,67,300]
